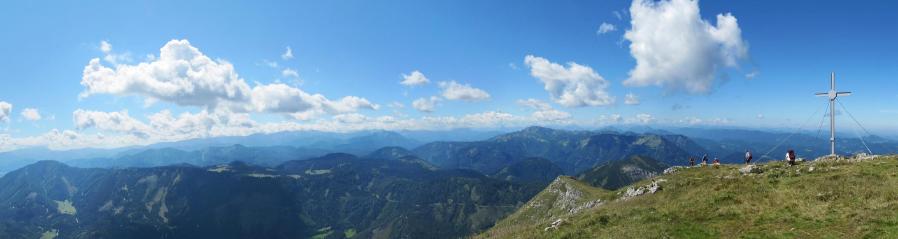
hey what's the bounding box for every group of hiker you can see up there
[687,149,799,167]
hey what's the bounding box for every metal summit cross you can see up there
[815,72,851,156]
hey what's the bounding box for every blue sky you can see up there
[0,0,897,150]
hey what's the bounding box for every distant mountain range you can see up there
[1,125,896,238]
[0,153,542,239]
[413,126,698,174]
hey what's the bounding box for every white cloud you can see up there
[517,98,571,122]
[745,69,759,80]
[756,114,764,119]
[80,39,375,120]
[400,70,430,86]
[677,116,732,126]
[262,60,279,68]
[623,0,749,94]
[21,108,41,121]
[633,113,655,124]
[516,98,552,111]
[412,96,440,113]
[281,46,294,60]
[0,101,11,122]
[597,22,617,34]
[282,68,299,78]
[249,83,378,115]
[532,109,571,121]
[624,93,640,105]
[524,55,614,107]
[438,81,490,101]
[613,10,625,20]
[98,40,132,65]
[73,109,151,138]
[598,114,624,124]
[388,102,405,109]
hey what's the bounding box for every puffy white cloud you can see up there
[99,40,132,65]
[517,98,571,122]
[624,93,640,105]
[249,83,378,115]
[281,46,294,60]
[597,22,617,34]
[80,39,376,119]
[21,108,41,121]
[400,70,430,86]
[524,55,614,107]
[517,98,552,111]
[532,109,571,121]
[81,39,253,108]
[438,81,490,101]
[623,0,749,94]
[282,68,299,78]
[0,101,11,122]
[73,109,151,138]
[412,96,440,113]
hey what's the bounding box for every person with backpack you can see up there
[701,154,709,167]
[745,149,753,164]
[712,157,721,168]
[689,156,696,166]
[787,149,797,166]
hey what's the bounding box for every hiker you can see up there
[712,157,721,168]
[787,149,797,166]
[745,150,753,164]
[689,156,696,166]
[701,154,709,167]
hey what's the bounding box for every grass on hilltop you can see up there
[479,156,898,238]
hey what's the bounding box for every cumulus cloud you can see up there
[624,93,640,105]
[597,22,617,34]
[281,46,294,60]
[623,0,749,94]
[21,108,41,121]
[80,39,375,119]
[0,101,11,122]
[281,68,299,78]
[524,55,614,107]
[400,70,430,86]
[517,98,571,122]
[99,40,132,65]
[250,83,378,115]
[412,96,440,113]
[532,109,571,121]
[517,98,552,111]
[73,109,151,138]
[438,81,490,101]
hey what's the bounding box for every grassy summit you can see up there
[480,155,898,238]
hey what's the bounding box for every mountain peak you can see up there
[521,126,555,134]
